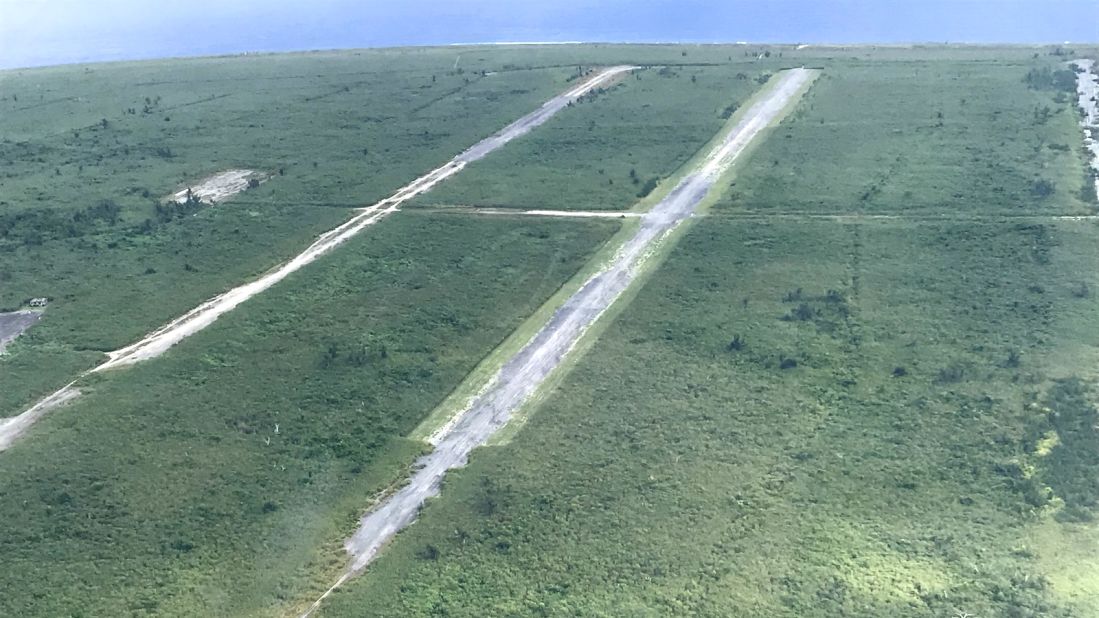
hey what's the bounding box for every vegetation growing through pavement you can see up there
[0,214,616,617]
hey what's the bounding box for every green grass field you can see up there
[0,42,797,422]
[414,65,768,211]
[0,214,616,617]
[318,216,1099,618]
[720,57,1094,215]
[313,49,1099,618]
[3,43,1099,618]
[0,49,586,420]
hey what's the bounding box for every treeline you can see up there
[0,200,121,247]
[0,195,208,249]
[1023,66,1077,92]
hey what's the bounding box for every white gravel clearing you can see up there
[0,66,635,454]
[168,169,266,204]
[300,68,817,618]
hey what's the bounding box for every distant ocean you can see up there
[2,0,1097,70]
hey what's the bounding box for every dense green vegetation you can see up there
[0,50,592,419]
[0,214,616,617]
[719,57,1095,215]
[415,65,766,211]
[4,45,1086,420]
[316,48,1099,618]
[321,218,1099,617]
[0,42,797,421]
[6,43,1099,618]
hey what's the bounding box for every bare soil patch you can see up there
[0,310,41,354]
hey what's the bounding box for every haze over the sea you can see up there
[2,0,1097,70]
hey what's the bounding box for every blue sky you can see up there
[2,0,1097,69]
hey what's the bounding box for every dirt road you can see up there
[0,66,635,454]
[0,384,80,452]
[300,67,816,617]
[455,65,634,163]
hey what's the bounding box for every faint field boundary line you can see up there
[411,207,1099,222]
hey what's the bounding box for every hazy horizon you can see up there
[2,0,1098,70]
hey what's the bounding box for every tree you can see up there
[320,342,340,368]
[1031,178,1055,198]
[637,177,659,198]
[1023,66,1077,92]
